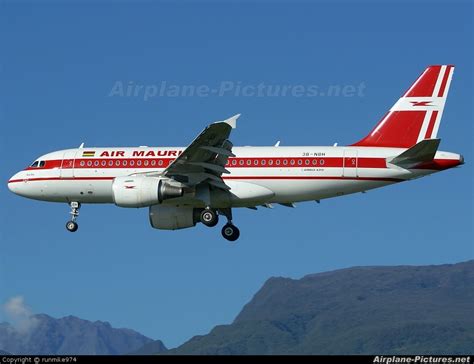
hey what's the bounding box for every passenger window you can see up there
[261,160,266,166]
[232,160,237,166]
[239,159,244,166]
[269,160,273,166]
[254,160,258,166]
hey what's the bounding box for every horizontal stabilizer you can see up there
[388,139,440,168]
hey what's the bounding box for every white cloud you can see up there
[3,296,39,334]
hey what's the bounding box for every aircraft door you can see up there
[61,150,76,178]
[343,149,358,178]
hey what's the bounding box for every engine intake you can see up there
[112,176,183,208]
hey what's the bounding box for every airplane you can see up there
[8,65,464,241]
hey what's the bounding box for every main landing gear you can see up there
[200,208,219,227]
[66,202,80,232]
[221,223,240,242]
[199,207,240,242]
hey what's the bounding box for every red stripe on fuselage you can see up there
[7,176,404,184]
[24,157,390,171]
[8,177,115,183]
[223,176,403,182]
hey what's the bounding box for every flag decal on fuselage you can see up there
[82,151,95,157]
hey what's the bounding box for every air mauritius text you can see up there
[108,81,366,101]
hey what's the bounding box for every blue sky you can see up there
[0,0,472,348]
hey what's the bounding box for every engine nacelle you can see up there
[149,205,200,230]
[112,176,183,208]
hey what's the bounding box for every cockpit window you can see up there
[29,160,45,168]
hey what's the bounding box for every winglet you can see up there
[218,114,240,129]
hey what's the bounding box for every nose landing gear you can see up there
[66,202,80,232]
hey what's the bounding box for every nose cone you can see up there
[8,172,25,196]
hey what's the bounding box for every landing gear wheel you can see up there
[221,223,240,242]
[200,209,219,227]
[66,221,78,232]
[66,202,81,232]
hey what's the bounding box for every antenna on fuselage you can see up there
[274,141,281,147]
[79,142,85,148]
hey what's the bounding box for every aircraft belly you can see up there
[229,179,397,204]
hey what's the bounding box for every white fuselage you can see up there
[7,145,462,207]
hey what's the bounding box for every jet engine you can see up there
[149,205,200,230]
[112,176,183,208]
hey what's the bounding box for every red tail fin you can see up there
[352,65,454,148]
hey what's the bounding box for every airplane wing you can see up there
[144,114,240,191]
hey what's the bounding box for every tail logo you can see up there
[410,101,433,107]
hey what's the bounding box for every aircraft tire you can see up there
[221,223,240,241]
[66,221,78,232]
[200,209,219,227]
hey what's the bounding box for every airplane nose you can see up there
[8,172,22,195]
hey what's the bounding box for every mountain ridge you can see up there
[168,260,473,354]
[2,260,471,355]
[0,313,166,355]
